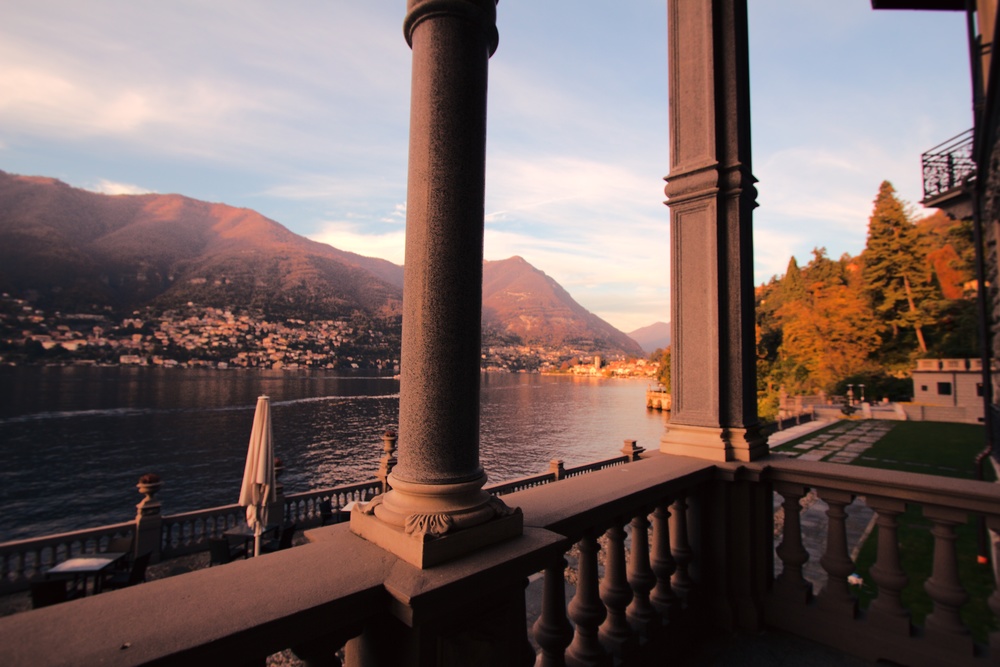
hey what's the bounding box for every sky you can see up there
[0,1,973,334]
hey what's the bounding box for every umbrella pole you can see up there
[254,522,262,558]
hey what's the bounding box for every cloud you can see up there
[309,222,406,265]
[89,179,155,196]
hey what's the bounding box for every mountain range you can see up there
[626,321,671,355]
[0,170,644,356]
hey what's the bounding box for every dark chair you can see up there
[106,535,134,570]
[319,499,333,526]
[209,537,246,565]
[103,552,150,590]
[262,523,297,553]
[31,580,68,608]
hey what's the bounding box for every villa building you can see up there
[910,358,986,423]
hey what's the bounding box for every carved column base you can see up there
[660,423,768,462]
[350,475,522,568]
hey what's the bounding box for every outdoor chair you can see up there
[103,552,150,590]
[319,498,333,526]
[263,523,297,553]
[105,535,134,570]
[208,537,246,565]
[30,580,68,608]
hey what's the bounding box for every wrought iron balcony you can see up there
[922,128,976,201]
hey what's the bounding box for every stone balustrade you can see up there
[759,457,1000,666]
[0,521,135,594]
[2,453,1000,666]
[0,479,383,593]
[0,456,624,594]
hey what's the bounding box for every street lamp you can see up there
[859,383,866,403]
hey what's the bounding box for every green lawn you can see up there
[850,421,994,480]
[845,420,997,642]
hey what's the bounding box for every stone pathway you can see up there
[771,419,896,593]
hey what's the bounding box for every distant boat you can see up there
[646,384,671,411]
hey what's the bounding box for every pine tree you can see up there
[861,181,936,353]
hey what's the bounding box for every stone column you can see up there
[351,0,521,569]
[661,0,767,461]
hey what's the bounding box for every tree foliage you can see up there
[861,181,938,353]
[754,180,979,419]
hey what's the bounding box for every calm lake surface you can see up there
[0,366,668,541]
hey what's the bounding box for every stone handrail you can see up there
[160,504,245,558]
[0,480,383,591]
[751,457,1000,666]
[483,472,555,496]
[0,521,134,594]
[483,455,630,496]
[4,454,1000,666]
[282,480,382,528]
[562,455,629,479]
[0,458,620,594]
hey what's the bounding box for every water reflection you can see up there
[0,366,666,540]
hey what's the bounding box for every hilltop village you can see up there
[0,294,660,377]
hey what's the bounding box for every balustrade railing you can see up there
[282,480,382,528]
[160,505,245,558]
[4,454,1000,667]
[0,455,624,594]
[0,521,135,594]
[763,457,1000,666]
[922,128,976,200]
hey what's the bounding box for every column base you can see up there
[350,501,523,569]
[660,423,768,462]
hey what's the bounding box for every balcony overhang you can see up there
[922,185,975,220]
[871,0,965,9]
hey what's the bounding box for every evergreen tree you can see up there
[861,181,936,353]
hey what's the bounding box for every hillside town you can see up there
[0,293,661,377]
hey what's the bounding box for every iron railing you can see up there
[922,128,976,200]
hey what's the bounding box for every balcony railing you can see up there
[2,452,999,666]
[0,455,632,595]
[922,128,976,200]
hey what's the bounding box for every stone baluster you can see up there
[598,521,634,657]
[986,514,1000,656]
[565,533,611,667]
[670,495,694,601]
[816,488,857,617]
[773,483,810,603]
[649,500,679,619]
[292,633,350,667]
[923,505,972,651]
[533,556,573,667]
[865,496,910,636]
[626,509,659,637]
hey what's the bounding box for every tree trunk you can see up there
[902,274,928,353]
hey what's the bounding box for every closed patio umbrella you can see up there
[239,395,277,557]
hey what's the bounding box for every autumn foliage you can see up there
[756,181,978,420]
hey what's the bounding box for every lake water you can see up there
[0,366,668,541]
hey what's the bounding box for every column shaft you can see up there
[662,0,765,461]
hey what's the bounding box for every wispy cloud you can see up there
[89,179,155,196]
[309,222,407,265]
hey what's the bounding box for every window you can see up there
[937,382,952,396]
[920,385,928,392]
[978,383,984,397]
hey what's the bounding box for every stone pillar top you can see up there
[404,0,499,54]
